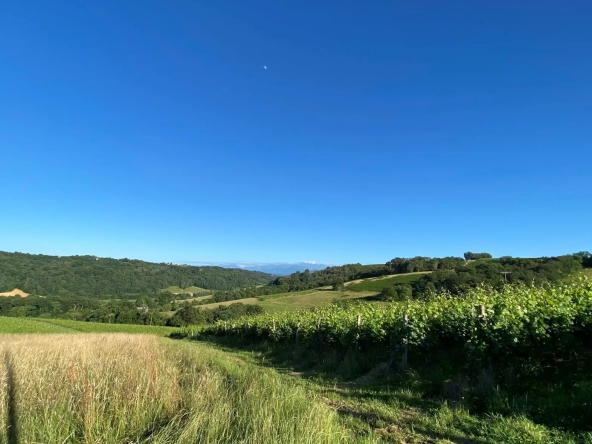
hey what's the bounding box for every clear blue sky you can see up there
[1,1,590,265]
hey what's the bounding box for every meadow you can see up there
[0,317,73,334]
[0,334,371,444]
[198,289,376,313]
[0,317,179,336]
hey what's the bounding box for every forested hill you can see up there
[211,252,591,303]
[0,251,273,299]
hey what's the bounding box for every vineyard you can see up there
[193,278,592,365]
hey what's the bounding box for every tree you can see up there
[395,284,413,301]
[332,277,345,291]
[464,252,493,260]
[378,286,396,301]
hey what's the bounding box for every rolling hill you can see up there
[0,251,274,299]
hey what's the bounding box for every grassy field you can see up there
[39,318,180,336]
[346,272,428,292]
[198,333,592,444]
[0,317,179,336]
[1,314,591,442]
[0,334,370,443]
[198,289,377,314]
[0,317,73,334]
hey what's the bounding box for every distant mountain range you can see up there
[182,262,331,276]
[240,262,330,275]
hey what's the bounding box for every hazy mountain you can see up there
[182,261,331,276]
[240,262,330,275]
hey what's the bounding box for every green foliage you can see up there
[167,302,265,327]
[211,263,390,302]
[0,294,169,326]
[414,255,584,298]
[386,256,466,273]
[578,251,592,268]
[464,251,493,260]
[377,284,412,302]
[347,273,425,292]
[198,279,592,367]
[0,251,273,298]
[378,286,396,301]
[193,254,589,305]
[0,317,73,333]
[332,277,345,291]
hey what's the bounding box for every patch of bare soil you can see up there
[0,288,28,297]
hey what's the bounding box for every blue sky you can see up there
[1,1,590,265]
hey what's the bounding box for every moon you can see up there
[263,66,267,70]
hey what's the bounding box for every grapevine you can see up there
[191,279,592,360]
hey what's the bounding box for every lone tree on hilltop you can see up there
[464,252,493,261]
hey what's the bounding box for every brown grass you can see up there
[0,334,355,443]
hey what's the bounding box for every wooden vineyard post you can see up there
[355,315,362,351]
[475,304,493,376]
[295,323,300,346]
[402,314,409,369]
[316,317,322,349]
[272,318,276,332]
[476,304,487,325]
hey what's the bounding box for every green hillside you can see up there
[345,272,428,292]
[0,316,74,334]
[198,289,377,314]
[0,316,179,335]
[0,251,273,299]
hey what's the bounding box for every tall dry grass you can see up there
[0,334,363,444]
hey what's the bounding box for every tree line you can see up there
[379,253,590,301]
[212,252,591,304]
[0,290,264,327]
[211,255,473,302]
[0,251,273,298]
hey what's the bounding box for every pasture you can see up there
[0,317,72,334]
[198,289,376,313]
[0,333,364,443]
[0,317,179,336]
